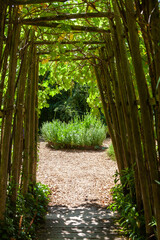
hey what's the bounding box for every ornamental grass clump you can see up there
[41,114,106,149]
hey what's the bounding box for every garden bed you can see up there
[41,114,107,150]
[47,141,108,150]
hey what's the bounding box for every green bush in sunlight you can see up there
[107,143,116,160]
[41,113,106,149]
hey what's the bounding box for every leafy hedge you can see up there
[41,114,106,149]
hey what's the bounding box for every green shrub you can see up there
[41,113,106,149]
[107,143,116,160]
[0,183,50,240]
[109,169,146,240]
[39,81,91,126]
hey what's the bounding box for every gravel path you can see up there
[37,139,117,207]
[36,139,126,240]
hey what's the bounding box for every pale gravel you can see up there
[37,139,118,207]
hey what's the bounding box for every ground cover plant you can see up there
[109,169,147,240]
[0,183,50,240]
[41,113,106,149]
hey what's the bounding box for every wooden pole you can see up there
[0,9,20,221]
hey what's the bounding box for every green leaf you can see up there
[156,76,160,92]
[155,180,160,185]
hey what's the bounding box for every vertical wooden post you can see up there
[11,36,29,207]
[34,54,39,184]
[0,8,20,221]
[0,0,7,72]
[125,1,160,237]
[93,60,125,172]
[100,46,131,169]
[22,32,34,195]
[29,44,37,185]
[112,0,154,236]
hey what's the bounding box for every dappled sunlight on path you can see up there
[37,203,125,240]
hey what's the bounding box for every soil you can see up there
[37,138,118,208]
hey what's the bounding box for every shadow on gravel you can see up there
[36,203,125,240]
[45,143,108,152]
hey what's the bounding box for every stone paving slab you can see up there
[36,206,126,240]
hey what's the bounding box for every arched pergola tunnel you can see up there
[0,1,160,239]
